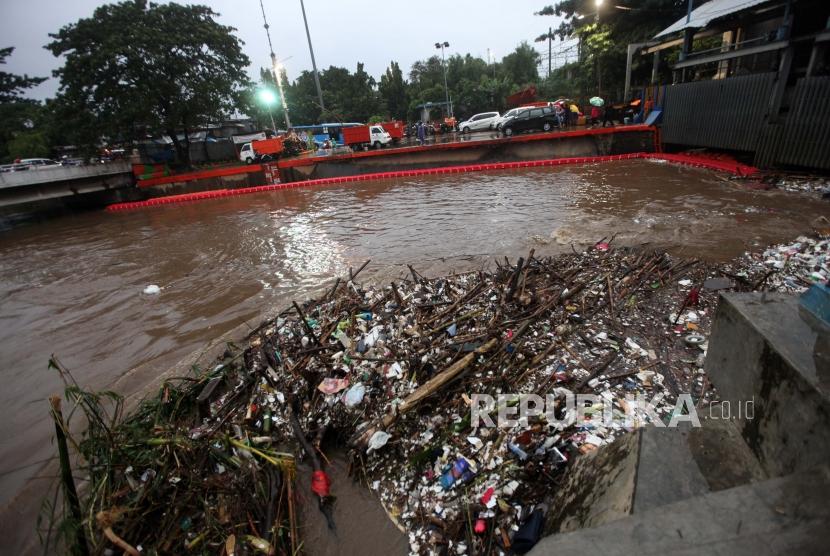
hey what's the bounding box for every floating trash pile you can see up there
[49,235,828,556]
[769,174,830,197]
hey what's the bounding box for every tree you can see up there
[500,42,540,87]
[0,47,46,102]
[0,47,47,162]
[47,1,250,167]
[536,1,687,100]
[379,61,408,120]
[282,63,382,124]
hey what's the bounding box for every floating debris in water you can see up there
[48,234,828,555]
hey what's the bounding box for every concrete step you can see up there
[634,417,768,513]
[544,417,768,536]
[531,464,830,555]
[705,292,830,478]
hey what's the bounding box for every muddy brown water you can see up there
[0,160,827,553]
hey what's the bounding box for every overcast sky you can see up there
[0,0,567,101]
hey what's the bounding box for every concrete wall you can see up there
[281,130,656,182]
[705,293,830,477]
[0,161,132,189]
[543,431,640,534]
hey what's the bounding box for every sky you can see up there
[0,0,570,102]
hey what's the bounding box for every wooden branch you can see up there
[350,338,497,449]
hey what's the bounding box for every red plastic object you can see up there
[474,519,487,534]
[481,486,495,505]
[137,165,264,188]
[311,470,331,497]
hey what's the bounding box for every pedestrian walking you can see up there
[554,103,566,128]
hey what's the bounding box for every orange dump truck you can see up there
[239,137,284,163]
[379,120,405,144]
[341,124,393,149]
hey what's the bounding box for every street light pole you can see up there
[257,89,278,132]
[271,55,292,129]
[435,41,451,118]
[595,0,604,96]
[259,0,291,129]
[300,0,326,114]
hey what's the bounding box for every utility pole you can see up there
[595,0,603,96]
[548,27,552,77]
[436,41,452,118]
[259,0,291,128]
[271,54,291,128]
[299,0,325,114]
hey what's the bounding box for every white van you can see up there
[239,143,255,164]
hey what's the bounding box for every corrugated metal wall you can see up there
[661,73,777,152]
[755,77,830,170]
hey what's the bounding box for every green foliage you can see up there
[46,1,251,167]
[537,0,688,99]
[6,130,50,159]
[0,46,46,102]
[0,47,49,162]
[246,39,565,126]
[500,42,540,87]
[379,61,408,120]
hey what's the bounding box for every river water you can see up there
[0,160,826,552]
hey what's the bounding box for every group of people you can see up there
[553,100,582,128]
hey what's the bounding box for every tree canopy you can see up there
[0,47,46,103]
[47,1,250,166]
[536,0,687,99]
[249,42,548,128]
[0,47,49,163]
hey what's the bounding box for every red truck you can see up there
[239,137,284,164]
[341,124,393,149]
[379,120,405,144]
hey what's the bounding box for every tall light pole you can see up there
[257,88,278,132]
[259,0,291,128]
[435,41,452,118]
[300,0,325,115]
[272,57,291,128]
[595,0,604,96]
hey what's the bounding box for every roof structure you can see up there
[655,0,775,38]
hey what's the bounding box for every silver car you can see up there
[457,111,500,133]
[19,158,62,169]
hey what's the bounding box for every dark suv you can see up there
[501,106,558,136]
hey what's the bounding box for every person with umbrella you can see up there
[589,96,604,127]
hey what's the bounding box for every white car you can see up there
[457,111,500,133]
[493,108,522,130]
[20,158,62,169]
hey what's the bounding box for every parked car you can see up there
[493,108,521,130]
[500,106,559,136]
[457,111,500,133]
[19,158,62,169]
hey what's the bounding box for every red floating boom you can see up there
[107,153,760,212]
